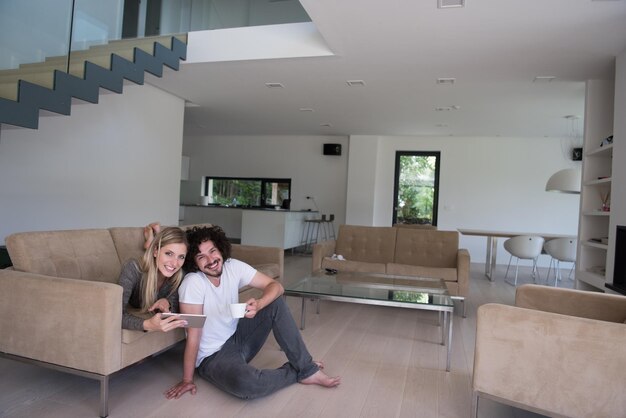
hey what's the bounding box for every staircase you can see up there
[0,35,187,129]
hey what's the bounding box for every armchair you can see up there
[472,284,626,417]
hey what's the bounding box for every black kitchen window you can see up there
[202,177,291,208]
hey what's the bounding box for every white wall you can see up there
[183,133,579,267]
[607,50,626,282]
[0,84,185,243]
[182,134,349,228]
[347,135,581,267]
[346,135,379,226]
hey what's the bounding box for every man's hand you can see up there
[165,380,197,399]
[244,298,258,318]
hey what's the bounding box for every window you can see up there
[203,177,291,209]
[392,151,441,226]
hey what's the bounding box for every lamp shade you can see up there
[545,168,581,194]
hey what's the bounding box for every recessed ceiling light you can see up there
[438,0,465,8]
[533,76,556,82]
[299,108,314,112]
[346,80,366,87]
[437,78,456,85]
[265,82,284,88]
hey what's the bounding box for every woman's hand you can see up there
[165,380,197,399]
[149,298,171,313]
[143,313,187,332]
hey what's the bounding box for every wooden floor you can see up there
[0,255,574,418]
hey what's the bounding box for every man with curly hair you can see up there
[166,225,340,400]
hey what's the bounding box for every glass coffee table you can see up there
[284,271,455,371]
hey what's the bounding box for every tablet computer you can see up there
[161,313,206,328]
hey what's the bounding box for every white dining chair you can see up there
[503,235,545,286]
[544,237,577,287]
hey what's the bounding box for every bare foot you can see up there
[314,360,325,370]
[150,222,161,234]
[300,370,341,388]
[143,222,161,249]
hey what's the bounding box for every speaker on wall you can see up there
[323,143,342,156]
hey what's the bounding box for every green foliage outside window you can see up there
[204,177,291,208]
[211,179,261,206]
[397,155,436,224]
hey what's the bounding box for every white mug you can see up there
[229,303,247,318]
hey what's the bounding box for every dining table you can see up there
[457,228,577,281]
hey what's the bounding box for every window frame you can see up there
[392,151,441,226]
[202,176,292,209]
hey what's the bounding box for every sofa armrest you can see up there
[311,239,336,272]
[0,269,123,375]
[515,284,626,323]
[474,303,626,417]
[456,248,470,297]
[231,244,284,281]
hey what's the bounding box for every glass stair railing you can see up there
[0,0,310,128]
[0,34,187,102]
[0,34,187,129]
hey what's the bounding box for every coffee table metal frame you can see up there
[284,271,454,371]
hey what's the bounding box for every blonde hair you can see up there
[139,226,188,312]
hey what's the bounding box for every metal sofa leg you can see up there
[100,375,109,418]
[451,296,466,318]
[471,392,479,418]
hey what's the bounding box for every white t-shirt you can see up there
[178,258,256,367]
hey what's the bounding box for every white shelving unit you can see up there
[576,80,615,292]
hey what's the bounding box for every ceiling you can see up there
[148,0,626,138]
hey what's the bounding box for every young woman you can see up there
[119,226,189,332]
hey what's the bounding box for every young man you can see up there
[165,225,340,400]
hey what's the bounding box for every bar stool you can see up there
[320,214,336,240]
[301,215,323,253]
[300,214,335,253]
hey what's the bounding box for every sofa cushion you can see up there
[393,228,458,268]
[335,225,397,264]
[322,257,386,274]
[109,227,146,265]
[253,263,281,279]
[386,263,458,282]
[121,327,185,367]
[6,229,122,283]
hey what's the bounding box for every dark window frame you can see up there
[392,151,441,226]
[202,176,291,209]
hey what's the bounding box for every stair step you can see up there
[0,83,18,101]
[12,34,187,81]
[1,35,187,128]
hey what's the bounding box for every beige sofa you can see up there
[311,225,470,311]
[473,284,626,417]
[0,224,283,417]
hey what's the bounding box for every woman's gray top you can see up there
[119,259,179,330]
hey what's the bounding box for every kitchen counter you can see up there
[180,204,313,213]
[241,209,318,250]
[180,204,317,245]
